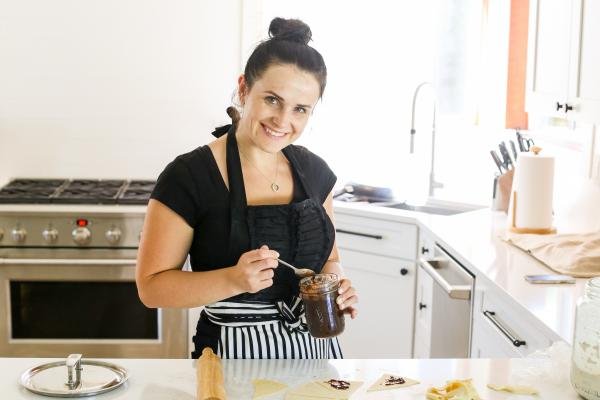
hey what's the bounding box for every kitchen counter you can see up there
[1,357,576,399]
[333,201,588,344]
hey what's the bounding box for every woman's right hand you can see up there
[231,245,279,293]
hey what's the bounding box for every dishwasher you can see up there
[417,243,474,358]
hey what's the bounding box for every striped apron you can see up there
[191,126,342,359]
[205,300,343,359]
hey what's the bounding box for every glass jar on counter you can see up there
[571,277,600,400]
[299,273,345,338]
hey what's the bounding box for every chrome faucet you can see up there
[409,81,444,197]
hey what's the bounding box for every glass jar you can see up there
[299,273,345,338]
[571,277,600,400]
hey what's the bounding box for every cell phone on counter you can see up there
[524,274,576,284]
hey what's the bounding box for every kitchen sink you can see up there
[377,201,484,215]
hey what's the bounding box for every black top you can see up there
[150,131,337,277]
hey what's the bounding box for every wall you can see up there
[0,0,242,185]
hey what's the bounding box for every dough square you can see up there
[366,373,420,392]
[285,379,363,399]
[252,379,288,399]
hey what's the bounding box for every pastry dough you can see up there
[367,373,419,392]
[487,383,539,395]
[426,379,481,400]
[252,379,288,399]
[285,379,363,399]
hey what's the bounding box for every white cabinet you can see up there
[335,213,417,358]
[413,258,434,358]
[337,249,415,358]
[470,276,558,358]
[412,229,435,358]
[526,0,600,123]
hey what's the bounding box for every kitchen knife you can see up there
[509,140,518,160]
[490,150,504,174]
[498,142,513,170]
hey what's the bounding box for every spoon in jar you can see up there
[277,259,315,278]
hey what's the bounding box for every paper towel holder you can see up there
[510,191,557,234]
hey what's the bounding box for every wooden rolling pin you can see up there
[197,347,226,400]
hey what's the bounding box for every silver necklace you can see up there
[239,150,280,192]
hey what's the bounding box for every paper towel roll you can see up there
[508,147,555,233]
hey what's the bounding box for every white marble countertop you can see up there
[333,201,588,344]
[2,357,577,399]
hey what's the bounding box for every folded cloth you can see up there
[504,231,600,277]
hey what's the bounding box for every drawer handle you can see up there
[483,310,527,347]
[335,229,383,240]
[418,302,427,310]
[418,258,471,300]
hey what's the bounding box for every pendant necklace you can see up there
[239,150,280,192]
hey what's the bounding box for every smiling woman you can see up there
[135,17,358,360]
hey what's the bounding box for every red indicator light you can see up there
[76,219,88,227]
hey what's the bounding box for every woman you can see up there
[136,17,357,359]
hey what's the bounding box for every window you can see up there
[243,1,508,205]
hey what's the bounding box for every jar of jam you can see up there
[299,273,345,338]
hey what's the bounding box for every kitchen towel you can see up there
[504,232,600,277]
[507,148,555,233]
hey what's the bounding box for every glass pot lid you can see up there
[20,354,129,398]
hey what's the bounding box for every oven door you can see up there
[0,258,187,358]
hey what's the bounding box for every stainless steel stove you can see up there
[0,178,188,358]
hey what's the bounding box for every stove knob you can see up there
[42,228,59,244]
[72,227,91,245]
[11,227,27,243]
[105,227,122,245]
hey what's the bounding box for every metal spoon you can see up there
[277,259,315,278]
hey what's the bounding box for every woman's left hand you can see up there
[336,278,358,319]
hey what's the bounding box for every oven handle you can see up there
[0,258,137,265]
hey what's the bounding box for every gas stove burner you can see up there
[118,180,156,204]
[53,180,127,204]
[0,179,66,204]
[4,179,66,189]
[0,178,155,205]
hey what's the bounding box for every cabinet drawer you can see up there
[335,214,417,259]
[477,288,553,356]
[471,317,522,358]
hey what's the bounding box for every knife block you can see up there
[492,169,514,212]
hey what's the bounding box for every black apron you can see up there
[191,127,342,359]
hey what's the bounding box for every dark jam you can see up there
[385,376,405,386]
[299,273,345,338]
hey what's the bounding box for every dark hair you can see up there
[245,17,327,98]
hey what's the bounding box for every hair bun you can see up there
[269,17,312,45]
